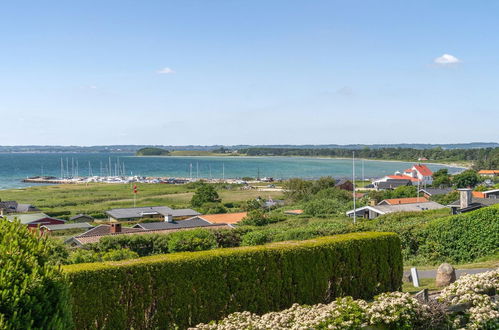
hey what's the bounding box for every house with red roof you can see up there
[402,164,433,185]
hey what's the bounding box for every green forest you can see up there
[238,147,499,169]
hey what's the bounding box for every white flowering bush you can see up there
[439,269,499,329]
[193,269,499,330]
[367,292,431,329]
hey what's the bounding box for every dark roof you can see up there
[419,188,453,196]
[376,181,411,190]
[41,223,94,231]
[106,206,199,219]
[70,214,94,221]
[0,201,40,213]
[133,218,218,230]
[77,225,143,237]
[335,179,352,186]
[449,197,499,208]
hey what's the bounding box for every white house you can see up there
[402,164,433,185]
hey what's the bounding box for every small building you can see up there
[106,206,200,222]
[335,179,354,191]
[0,201,40,215]
[378,197,429,205]
[346,201,446,220]
[478,170,499,177]
[482,189,499,199]
[41,222,94,233]
[448,189,499,214]
[133,217,225,230]
[418,188,453,199]
[4,213,66,228]
[70,214,94,223]
[373,179,412,191]
[66,221,231,247]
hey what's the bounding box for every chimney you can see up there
[164,214,173,223]
[458,188,472,209]
[110,223,122,233]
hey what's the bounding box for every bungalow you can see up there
[69,214,94,223]
[66,221,231,247]
[346,201,446,220]
[335,179,354,191]
[449,188,499,214]
[0,201,40,214]
[478,170,499,177]
[41,222,94,233]
[4,213,66,228]
[372,175,419,190]
[106,206,200,222]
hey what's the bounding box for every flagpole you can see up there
[353,151,356,224]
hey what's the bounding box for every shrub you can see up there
[167,229,217,252]
[0,220,72,328]
[65,232,402,329]
[100,248,139,261]
[212,228,245,248]
[241,230,275,246]
[418,205,499,263]
[304,198,352,216]
[191,184,221,207]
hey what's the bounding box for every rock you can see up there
[436,263,456,287]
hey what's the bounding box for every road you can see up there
[404,268,493,279]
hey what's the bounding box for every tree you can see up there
[452,170,481,188]
[0,220,72,328]
[432,169,451,187]
[191,183,221,207]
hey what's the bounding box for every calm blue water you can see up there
[0,153,462,190]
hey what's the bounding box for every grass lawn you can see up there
[402,278,438,294]
[0,183,284,219]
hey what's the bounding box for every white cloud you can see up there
[434,54,461,65]
[157,67,176,74]
[88,85,98,89]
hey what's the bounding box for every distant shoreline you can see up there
[135,154,469,170]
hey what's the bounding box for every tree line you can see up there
[237,147,499,170]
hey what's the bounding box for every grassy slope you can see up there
[0,183,283,218]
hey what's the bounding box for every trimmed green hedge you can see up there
[64,232,402,329]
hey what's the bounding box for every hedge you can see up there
[417,205,499,263]
[64,232,402,329]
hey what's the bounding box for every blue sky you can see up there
[0,1,498,145]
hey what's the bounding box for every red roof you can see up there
[199,212,247,224]
[413,164,433,176]
[387,175,420,182]
[478,170,499,174]
[472,191,485,198]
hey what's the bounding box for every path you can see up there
[403,268,493,279]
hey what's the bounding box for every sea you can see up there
[0,153,464,190]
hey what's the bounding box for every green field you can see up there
[0,183,283,219]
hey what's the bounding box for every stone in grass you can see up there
[436,263,456,287]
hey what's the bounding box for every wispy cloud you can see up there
[434,54,461,65]
[157,67,176,74]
